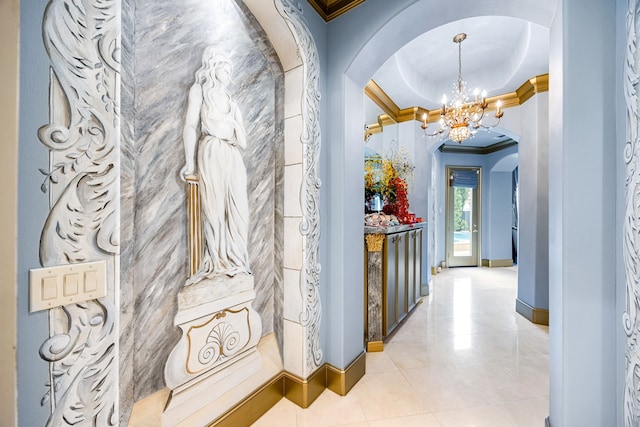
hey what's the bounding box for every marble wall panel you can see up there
[126,0,283,400]
[120,0,136,421]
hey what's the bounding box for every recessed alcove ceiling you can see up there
[369,15,549,148]
[305,1,549,149]
[373,16,549,110]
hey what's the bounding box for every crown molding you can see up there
[307,0,366,22]
[364,80,400,121]
[364,73,549,133]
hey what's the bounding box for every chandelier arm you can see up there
[423,126,446,138]
[469,108,487,127]
[476,116,502,130]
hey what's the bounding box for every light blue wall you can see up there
[487,171,514,261]
[516,94,549,311]
[17,0,54,425]
[548,0,618,424]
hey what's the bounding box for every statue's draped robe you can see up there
[190,83,251,284]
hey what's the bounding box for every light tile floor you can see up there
[253,266,549,427]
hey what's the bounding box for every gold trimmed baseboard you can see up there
[209,354,367,425]
[366,340,383,352]
[481,259,514,268]
[284,366,327,409]
[211,374,284,427]
[516,298,549,326]
[327,352,366,396]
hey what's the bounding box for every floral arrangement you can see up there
[383,176,410,221]
[364,144,415,223]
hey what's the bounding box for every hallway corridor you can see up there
[253,267,549,426]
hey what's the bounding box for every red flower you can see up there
[384,177,410,223]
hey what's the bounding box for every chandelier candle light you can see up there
[422,33,504,143]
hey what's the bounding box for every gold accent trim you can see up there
[365,234,385,252]
[366,341,383,352]
[209,374,284,427]
[307,0,366,22]
[365,74,549,130]
[515,298,549,326]
[284,366,327,408]
[365,122,382,135]
[326,352,366,396]
[208,357,367,425]
[397,106,427,123]
[364,80,400,122]
[186,176,202,277]
[185,307,251,374]
[377,114,396,127]
[481,259,514,268]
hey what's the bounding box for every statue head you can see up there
[196,47,232,87]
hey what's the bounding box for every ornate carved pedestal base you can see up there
[163,274,262,426]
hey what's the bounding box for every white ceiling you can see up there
[366,15,550,148]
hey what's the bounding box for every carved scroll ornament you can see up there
[38,0,121,425]
[276,0,324,373]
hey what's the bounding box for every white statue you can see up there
[181,48,251,285]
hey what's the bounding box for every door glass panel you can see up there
[453,186,472,257]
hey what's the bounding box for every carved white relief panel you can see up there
[625,1,640,425]
[38,0,121,425]
[276,0,324,374]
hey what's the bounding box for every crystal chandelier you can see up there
[422,33,503,143]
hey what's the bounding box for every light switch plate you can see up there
[29,260,107,312]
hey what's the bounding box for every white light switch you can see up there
[41,276,58,300]
[64,273,79,296]
[29,260,107,312]
[84,270,98,292]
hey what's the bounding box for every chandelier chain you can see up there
[458,39,463,93]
